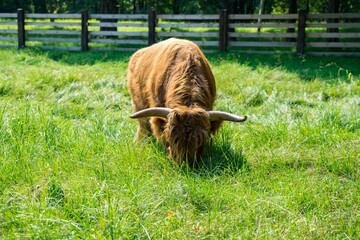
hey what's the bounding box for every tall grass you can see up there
[0,48,359,239]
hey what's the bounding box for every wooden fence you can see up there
[0,9,359,56]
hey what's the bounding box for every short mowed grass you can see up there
[0,47,359,239]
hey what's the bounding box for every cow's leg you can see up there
[134,118,151,142]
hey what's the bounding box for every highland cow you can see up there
[128,38,247,165]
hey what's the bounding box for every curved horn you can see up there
[130,107,172,119]
[208,111,247,122]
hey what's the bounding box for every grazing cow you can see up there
[128,38,247,165]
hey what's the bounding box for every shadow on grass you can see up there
[15,46,360,83]
[18,47,133,65]
[150,137,248,176]
[207,52,360,84]
[194,141,248,176]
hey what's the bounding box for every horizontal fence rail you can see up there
[0,9,359,56]
[25,12,81,51]
[0,13,17,48]
[228,13,298,54]
[87,13,149,51]
[156,13,220,50]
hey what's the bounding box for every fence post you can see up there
[296,10,306,54]
[148,10,156,45]
[219,9,228,52]
[81,10,89,51]
[17,8,25,49]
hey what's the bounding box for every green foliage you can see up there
[1,0,360,14]
[0,48,359,238]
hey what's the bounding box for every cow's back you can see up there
[128,38,216,111]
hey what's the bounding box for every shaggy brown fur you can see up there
[128,38,222,165]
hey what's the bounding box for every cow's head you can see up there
[131,107,247,165]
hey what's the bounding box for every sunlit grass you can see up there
[0,48,359,238]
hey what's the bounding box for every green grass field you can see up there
[0,48,359,239]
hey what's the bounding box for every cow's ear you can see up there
[210,120,222,134]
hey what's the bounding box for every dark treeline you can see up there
[0,0,359,14]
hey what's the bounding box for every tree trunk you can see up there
[100,0,118,33]
[287,0,297,42]
[327,0,340,42]
[132,0,136,14]
[173,0,180,14]
[257,0,265,32]
[224,0,239,41]
[139,0,145,13]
